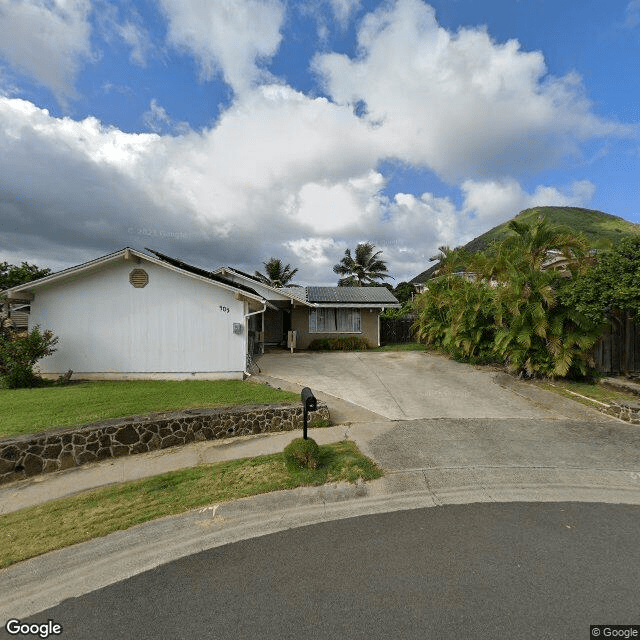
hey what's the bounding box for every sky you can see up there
[0,0,639,285]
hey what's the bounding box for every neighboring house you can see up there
[0,248,268,380]
[0,248,401,380]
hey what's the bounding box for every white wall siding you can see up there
[29,259,247,377]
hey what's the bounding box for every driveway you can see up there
[256,349,640,506]
[256,350,609,422]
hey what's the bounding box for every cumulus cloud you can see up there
[0,0,627,284]
[0,0,92,104]
[314,0,634,182]
[458,178,596,240]
[158,0,285,94]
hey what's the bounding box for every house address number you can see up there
[219,305,230,313]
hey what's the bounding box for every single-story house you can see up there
[1,248,400,380]
[213,266,401,350]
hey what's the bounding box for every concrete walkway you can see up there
[2,352,640,621]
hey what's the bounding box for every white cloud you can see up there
[314,0,634,182]
[117,20,152,66]
[329,0,360,26]
[143,99,171,133]
[625,0,640,28]
[458,178,596,241]
[0,0,92,104]
[0,86,604,286]
[158,0,285,94]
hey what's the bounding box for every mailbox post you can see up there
[301,387,317,440]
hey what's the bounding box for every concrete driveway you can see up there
[256,349,640,504]
[256,350,608,422]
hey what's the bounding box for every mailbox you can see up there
[301,387,317,439]
[301,387,317,412]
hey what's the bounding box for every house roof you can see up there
[213,268,400,307]
[144,249,264,299]
[306,286,400,305]
[0,248,267,305]
[213,267,311,305]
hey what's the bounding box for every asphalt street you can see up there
[8,502,639,640]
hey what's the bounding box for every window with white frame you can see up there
[309,308,361,333]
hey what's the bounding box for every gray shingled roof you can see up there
[306,286,399,304]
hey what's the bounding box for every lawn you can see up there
[0,440,382,568]
[0,380,299,437]
[370,342,429,352]
[536,379,638,408]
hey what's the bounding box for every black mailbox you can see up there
[301,387,317,412]
[301,387,317,439]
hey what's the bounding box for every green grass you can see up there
[0,380,299,437]
[537,379,638,408]
[370,342,429,352]
[0,440,382,568]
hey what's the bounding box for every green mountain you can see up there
[411,206,640,284]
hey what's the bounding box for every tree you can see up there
[333,242,392,287]
[413,219,604,378]
[562,236,640,325]
[393,282,416,305]
[254,258,299,287]
[0,261,51,290]
[500,217,588,271]
[0,321,59,388]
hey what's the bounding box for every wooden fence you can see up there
[380,316,416,345]
[592,311,640,375]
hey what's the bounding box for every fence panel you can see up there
[593,311,640,375]
[380,316,416,345]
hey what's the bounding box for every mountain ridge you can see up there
[410,206,640,284]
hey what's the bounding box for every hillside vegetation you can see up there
[412,207,640,284]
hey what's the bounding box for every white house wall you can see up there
[29,259,247,379]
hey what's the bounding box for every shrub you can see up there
[0,324,59,388]
[308,338,332,351]
[308,336,369,351]
[413,219,605,379]
[284,437,321,470]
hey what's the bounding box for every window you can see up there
[309,308,361,333]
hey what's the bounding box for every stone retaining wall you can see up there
[0,402,329,485]
[601,400,640,424]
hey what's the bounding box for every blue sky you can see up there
[0,0,638,284]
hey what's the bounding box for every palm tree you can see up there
[333,242,392,286]
[254,258,299,288]
[501,217,587,271]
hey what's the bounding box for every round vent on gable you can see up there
[129,268,149,288]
